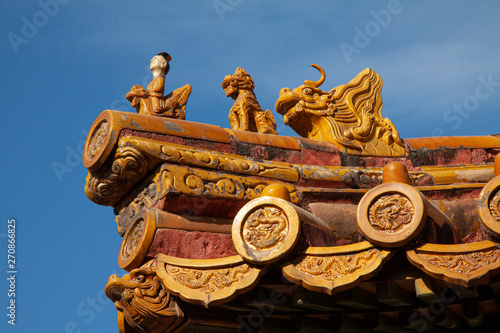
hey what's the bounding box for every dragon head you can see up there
[222,67,255,100]
[275,64,335,127]
[105,266,184,332]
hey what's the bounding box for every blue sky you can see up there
[2,1,500,332]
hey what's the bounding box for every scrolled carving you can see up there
[152,164,298,204]
[368,194,414,233]
[216,179,236,195]
[184,174,204,194]
[243,206,288,251]
[160,144,298,181]
[85,144,155,206]
[124,137,299,182]
[111,146,148,180]
[105,266,185,333]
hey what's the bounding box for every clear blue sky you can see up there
[2,1,500,332]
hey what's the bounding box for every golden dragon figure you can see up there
[275,64,405,156]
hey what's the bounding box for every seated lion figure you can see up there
[222,67,277,134]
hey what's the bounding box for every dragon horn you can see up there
[304,64,325,87]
